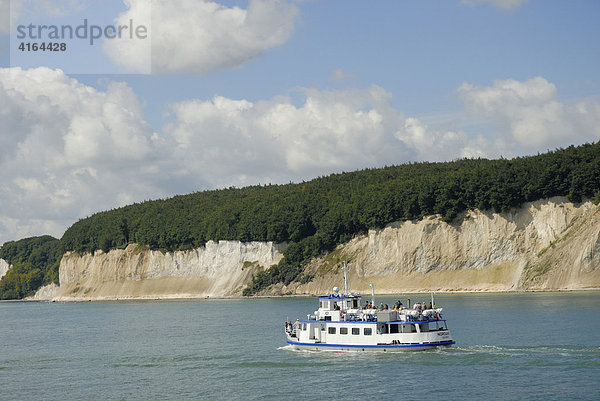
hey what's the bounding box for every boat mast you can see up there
[369,282,375,307]
[342,262,349,296]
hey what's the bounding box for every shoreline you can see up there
[4,287,598,303]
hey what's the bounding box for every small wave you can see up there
[109,362,161,368]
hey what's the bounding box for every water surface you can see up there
[1,292,598,400]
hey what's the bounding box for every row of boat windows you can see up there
[328,327,371,336]
[301,324,372,335]
[301,322,446,334]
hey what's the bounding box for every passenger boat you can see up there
[285,269,455,352]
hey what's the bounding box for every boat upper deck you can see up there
[306,290,445,324]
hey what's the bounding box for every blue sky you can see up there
[0,0,599,243]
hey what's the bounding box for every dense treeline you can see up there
[2,143,599,299]
[0,236,61,300]
[57,142,600,295]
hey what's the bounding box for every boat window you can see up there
[320,301,323,308]
[401,324,416,333]
[389,324,399,334]
[352,327,360,335]
[419,323,429,332]
[302,323,307,331]
[328,327,336,334]
[340,327,348,335]
[364,327,372,336]
[321,324,326,331]
[353,299,358,308]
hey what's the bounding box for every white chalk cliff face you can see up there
[53,197,600,300]
[55,241,286,300]
[270,197,600,295]
[0,259,10,280]
[26,283,59,301]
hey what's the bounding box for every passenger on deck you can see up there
[427,302,433,310]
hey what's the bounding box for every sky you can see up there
[0,0,599,244]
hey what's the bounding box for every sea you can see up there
[1,292,599,401]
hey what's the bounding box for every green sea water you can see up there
[1,292,599,400]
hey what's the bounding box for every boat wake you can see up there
[452,344,599,356]
[435,344,600,368]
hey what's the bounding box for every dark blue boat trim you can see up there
[286,339,455,349]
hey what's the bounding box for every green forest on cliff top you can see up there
[2,142,600,299]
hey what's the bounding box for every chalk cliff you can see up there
[54,241,286,300]
[265,197,600,295]
[26,283,59,301]
[51,197,600,300]
[0,259,10,280]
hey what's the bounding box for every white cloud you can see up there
[162,86,414,188]
[458,77,600,149]
[162,85,501,189]
[103,0,299,74]
[0,67,164,243]
[397,118,474,161]
[460,0,529,10]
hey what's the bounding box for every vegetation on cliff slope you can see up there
[1,142,599,299]
[0,236,61,300]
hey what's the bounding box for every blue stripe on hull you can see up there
[286,339,455,350]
